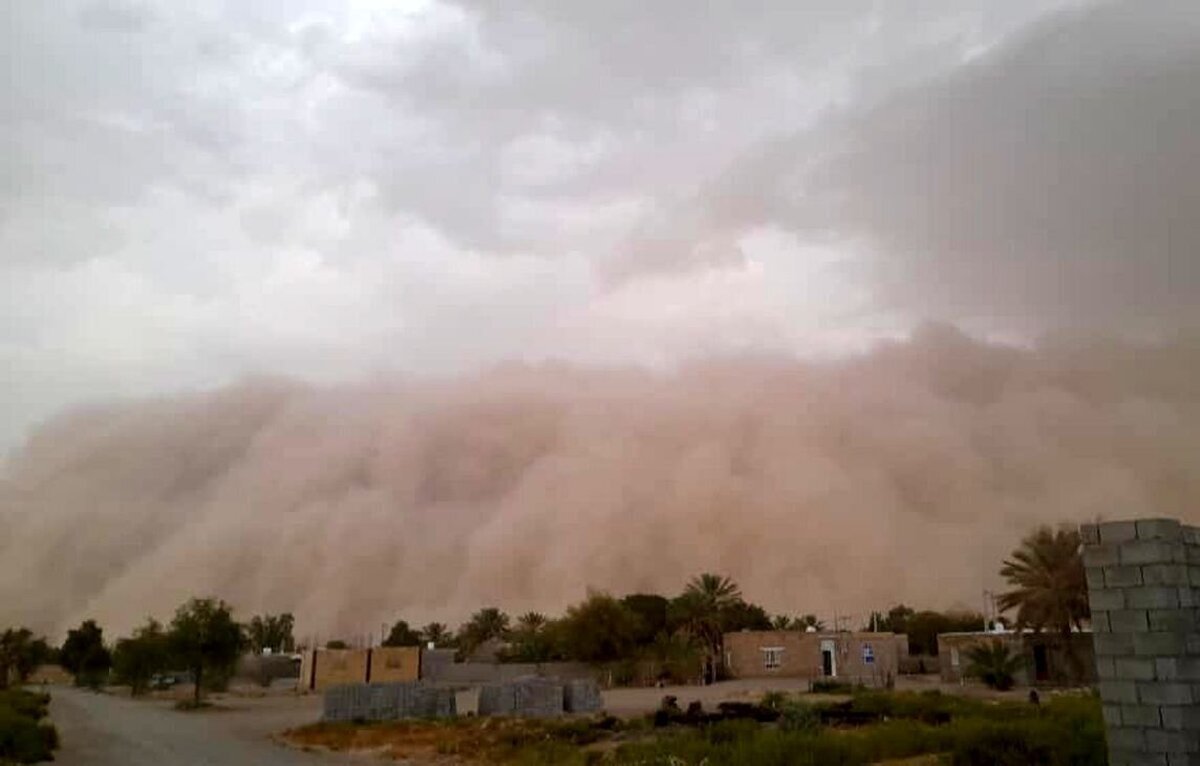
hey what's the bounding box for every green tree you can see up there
[167,598,244,706]
[112,619,170,696]
[419,622,452,647]
[0,628,50,689]
[559,592,639,663]
[504,612,563,663]
[904,610,985,656]
[997,526,1089,635]
[246,613,295,654]
[60,620,112,689]
[965,640,1025,691]
[456,608,510,657]
[621,594,670,645]
[771,615,795,631]
[382,620,421,647]
[325,639,348,650]
[671,573,742,683]
[721,600,772,632]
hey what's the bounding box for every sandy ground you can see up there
[46,675,1030,764]
[49,686,358,766]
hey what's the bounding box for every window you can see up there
[761,647,784,670]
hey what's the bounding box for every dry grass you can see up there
[284,716,621,764]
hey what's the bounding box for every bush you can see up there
[0,690,57,763]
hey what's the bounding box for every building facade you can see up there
[723,631,904,685]
[936,631,1095,687]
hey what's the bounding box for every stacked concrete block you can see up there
[1082,518,1200,766]
[478,677,565,717]
[322,681,456,722]
[562,678,603,713]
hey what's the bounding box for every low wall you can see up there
[423,660,594,685]
[299,646,421,691]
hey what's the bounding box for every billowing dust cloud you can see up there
[3,324,1199,640]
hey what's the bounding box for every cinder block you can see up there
[1100,680,1141,704]
[1109,727,1148,751]
[1110,609,1151,633]
[1188,567,1200,587]
[1145,565,1191,586]
[1093,589,1128,611]
[1096,656,1116,678]
[1138,681,1195,706]
[1088,566,1109,590]
[1093,611,1112,633]
[1148,609,1197,634]
[1128,587,1183,610]
[1135,632,1188,657]
[1116,658,1159,681]
[1121,704,1164,727]
[1087,544,1123,568]
[1138,520,1184,542]
[1082,523,1101,544]
[1105,704,1125,726]
[1167,753,1200,766]
[1123,540,1187,566]
[1158,658,1182,680]
[1146,729,1200,754]
[1179,589,1197,608]
[1108,566,1147,588]
[1183,526,1200,546]
[1096,632,1136,656]
[1102,522,1140,543]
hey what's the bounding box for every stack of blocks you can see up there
[477,677,565,718]
[322,681,456,722]
[1082,518,1200,766]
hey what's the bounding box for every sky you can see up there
[3,0,1200,635]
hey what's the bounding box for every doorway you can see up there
[1033,644,1049,682]
[820,640,836,677]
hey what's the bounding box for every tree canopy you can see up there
[997,525,1089,635]
[168,598,244,705]
[60,620,111,688]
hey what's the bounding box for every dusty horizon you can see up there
[3,323,1197,640]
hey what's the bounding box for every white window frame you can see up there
[761,646,785,670]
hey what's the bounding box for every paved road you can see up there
[50,687,361,765]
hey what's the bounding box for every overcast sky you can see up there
[4,0,1198,451]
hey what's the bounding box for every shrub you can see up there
[964,641,1025,691]
[0,690,57,763]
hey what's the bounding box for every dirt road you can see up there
[49,687,358,765]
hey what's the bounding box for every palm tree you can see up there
[771,615,795,631]
[457,608,510,657]
[516,612,548,633]
[419,622,451,647]
[997,526,1089,635]
[676,573,742,684]
[965,640,1025,691]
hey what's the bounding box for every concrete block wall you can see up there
[478,678,565,717]
[322,681,456,722]
[1082,518,1200,766]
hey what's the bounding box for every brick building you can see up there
[936,630,1095,686]
[723,630,905,685]
[298,645,421,691]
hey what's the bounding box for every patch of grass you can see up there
[0,689,58,764]
[282,691,1106,766]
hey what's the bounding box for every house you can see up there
[723,630,905,686]
[936,630,1095,687]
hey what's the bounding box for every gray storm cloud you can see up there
[650,0,1200,333]
[2,325,1198,640]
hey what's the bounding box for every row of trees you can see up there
[2,599,295,705]
[369,574,828,684]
